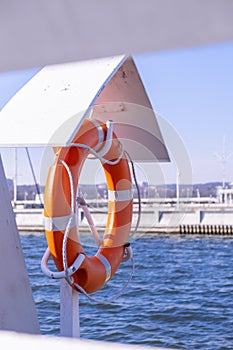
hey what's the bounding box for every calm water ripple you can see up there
[20,233,233,350]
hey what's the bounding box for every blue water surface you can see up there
[20,233,233,350]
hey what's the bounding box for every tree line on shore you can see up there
[7,178,224,201]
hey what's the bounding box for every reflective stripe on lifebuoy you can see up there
[44,118,133,294]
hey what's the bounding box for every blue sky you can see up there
[0,42,233,186]
[134,42,233,184]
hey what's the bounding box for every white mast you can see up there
[214,136,232,188]
[176,167,180,208]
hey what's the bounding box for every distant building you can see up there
[216,183,233,204]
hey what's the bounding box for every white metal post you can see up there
[60,202,80,338]
[60,279,80,338]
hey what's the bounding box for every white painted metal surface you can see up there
[0,155,40,334]
[0,0,233,72]
[0,330,169,350]
[0,56,125,147]
[0,56,169,162]
[60,280,80,338]
[94,57,169,162]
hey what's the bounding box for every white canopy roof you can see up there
[0,55,169,162]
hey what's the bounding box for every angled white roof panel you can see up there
[0,55,169,162]
[93,57,169,162]
[0,55,125,146]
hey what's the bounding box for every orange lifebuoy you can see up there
[44,118,133,294]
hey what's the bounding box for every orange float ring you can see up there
[44,118,133,294]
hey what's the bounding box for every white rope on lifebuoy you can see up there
[59,156,135,303]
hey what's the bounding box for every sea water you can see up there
[20,233,233,350]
